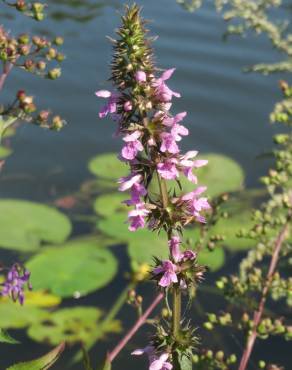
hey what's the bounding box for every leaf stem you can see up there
[107,292,163,363]
[238,218,290,370]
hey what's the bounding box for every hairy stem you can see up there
[107,292,163,363]
[238,219,290,370]
[172,285,181,339]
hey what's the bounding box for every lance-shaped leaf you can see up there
[6,342,65,370]
[0,329,19,344]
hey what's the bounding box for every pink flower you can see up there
[162,112,187,127]
[160,133,179,154]
[128,203,150,231]
[132,347,172,370]
[153,260,178,287]
[171,123,189,141]
[135,70,147,83]
[157,158,179,180]
[162,112,189,142]
[95,90,119,118]
[118,173,147,205]
[169,236,182,262]
[118,173,143,191]
[179,151,208,183]
[124,100,133,111]
[153,68,181,102]
[121,131,144,160]
[150,353,173,370]
[182,186,211,223]
[169,236,197,263]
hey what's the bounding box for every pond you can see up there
[0,0,291,369]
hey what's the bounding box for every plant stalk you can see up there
[172,285,181,339]
[107,292,163,363]
[238,219,290,370]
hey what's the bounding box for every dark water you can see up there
[0,0,291,369]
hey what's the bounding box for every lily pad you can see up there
[0,301,48,329]
[24,291,61,308]
[196,153,244,197]
[128,236,169,265]
[88,153,128,180]
[197,248,225,272]
[27,307,121,346]
[27,238,118,298]
[0,200,72,251]
[0,145,12,158]
[94,193,128,217]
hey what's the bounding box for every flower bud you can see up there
[19,44,30,56]
[18,33,30,45]
[38,110,50,122]
[24,103,36,114]
[56,53,65,62]
[135,70,146,83]
[32,2,44,12]
[24,59,35,72]
[124,101,133,111]
[17,90,26,101]
[37,60,46,70]
[48,68,61,80]
[52,115,64,130]
[54,37,64,46]
[47,48,57,59]
[16,0,26,11]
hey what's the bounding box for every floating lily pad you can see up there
[196,248,225,272]
[0,301,48,329]
[27,307,121,346]
[24,291,61,308]
[27,238,118,298]
[128,235,169,265]
[0,200,72,251]
[196,154,244,197]
[0,145,12,158]
[88,153,128,180]
[94,193,128,217]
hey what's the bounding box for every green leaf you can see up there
[7,342,65,370]
[128,235,168,264]
[0,329,19,344]
[27,307,121,346]
[0,301,49,329]
[175,351,192,370]
[27,238,118,297]
[0,145,12,159]
[197,247,225,271]
[0,200,72,251]
[101,358,112,370]
[94,193,128,217]
[88,153,128,180]
[196,153,244,197]
[81,347,94,370]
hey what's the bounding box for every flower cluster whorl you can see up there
[96,65,210,232]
